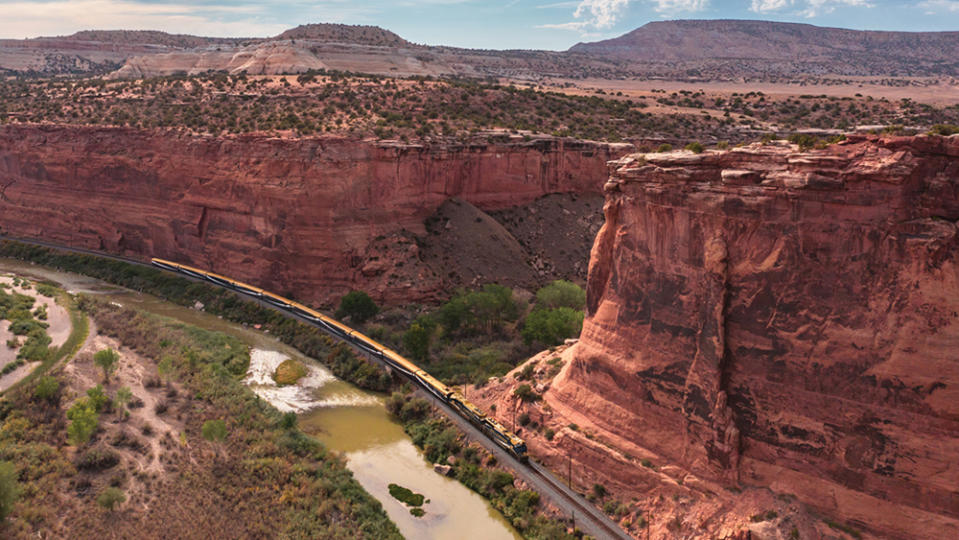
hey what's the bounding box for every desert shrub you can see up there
[518,413,530,426]
[788,133,819,151]
[201,419,227,443]
[514,384,540,403]
[335,290,379,324]
[930,124,959,136]
[544,428,555,440]
[96,487,126,511]
[655,143,672,152]
[684,141,704,153]
[76,448,120,471]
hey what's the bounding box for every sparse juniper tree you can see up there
[115,386,133,418]
[93,348,120,383]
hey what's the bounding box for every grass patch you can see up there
[388,483,425,507]
[273,358,307,386]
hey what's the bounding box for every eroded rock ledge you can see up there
[0,124,629,304]
[552,134,959,538]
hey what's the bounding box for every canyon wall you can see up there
[555,135,959,538]
[0,125,626,304]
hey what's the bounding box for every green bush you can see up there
[96,487,126,511]
[684,141,704,153]
[0,461,20,522]
[93,348,119,382]
[66,398,99,445]
[33,376,59,403]
[535,280,585,311]
[655,143,672,152]
[335,291,379,324]
[521,307,583,346]
[513,384,540,403]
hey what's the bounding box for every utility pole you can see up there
[568,453,572,489]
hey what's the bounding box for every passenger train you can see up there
[151,258,528,461]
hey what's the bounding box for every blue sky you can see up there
[1,0,958,50]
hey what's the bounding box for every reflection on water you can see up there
[0,258,520,540]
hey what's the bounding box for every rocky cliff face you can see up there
[0,125,625,304]
[551,135,959,538]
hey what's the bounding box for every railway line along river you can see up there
[0,258,520,540]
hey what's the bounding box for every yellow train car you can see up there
[150,257,528,460]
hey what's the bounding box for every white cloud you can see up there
[572,0,632,29]
[750,0,792,12]
[918,0,959,13]
[650,0,710,14]
[540,0,708,34]
[748,0,873,17]
[798,0,873,18]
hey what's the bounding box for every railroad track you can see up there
[0,236,632,540]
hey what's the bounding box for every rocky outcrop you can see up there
[550,135,959,539]
[0,125,627,304]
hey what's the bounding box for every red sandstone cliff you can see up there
[0,125,627,304]
[474,135,959,539]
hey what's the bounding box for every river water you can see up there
[0,258,520,540]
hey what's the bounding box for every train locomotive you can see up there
[151,258,528,461]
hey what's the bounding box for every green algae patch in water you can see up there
[273,358,307,386]
[388,483,425,507]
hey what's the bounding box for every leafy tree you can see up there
[335,291,379,324]
[86,384,111,412]
[403,322,432,362]
[96,487,126,511]
[535,280,586,311]
[0,461,20,522]
[521,307,584,346]
[93,348,119,382]
[66,398,99,445]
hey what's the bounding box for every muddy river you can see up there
[0,258,520,540]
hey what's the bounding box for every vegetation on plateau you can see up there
[4,71,956,144]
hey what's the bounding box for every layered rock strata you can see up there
[553,135,959,539]
[0,125,626,304]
